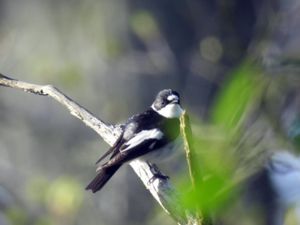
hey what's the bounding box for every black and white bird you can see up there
[86,89,184,193]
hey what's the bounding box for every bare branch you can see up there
[0,73,121,145]
[180,112,199,189]
[0,73,197,225]
[180,112,212,225]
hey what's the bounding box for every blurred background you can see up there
[0,0,300,224]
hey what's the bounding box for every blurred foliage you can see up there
[212,61,264,131]
[6,207,28,225]
[23,176,83,225]
[179,61,270,220]
[179,122,236,215]
[130,11,159,41]
[26,177,49,203]
[289,119,300,148]
[45,177,83,217]
[1,0,300,225]
[199,37,223,63]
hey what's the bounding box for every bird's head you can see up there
[151,89,184,118]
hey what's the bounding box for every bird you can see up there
[86,89,184,193]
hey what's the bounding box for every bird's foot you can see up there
[147,162,169,185]
[148,173,169,185]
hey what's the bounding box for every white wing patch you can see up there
[121,129,163,152]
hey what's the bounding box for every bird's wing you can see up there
[96,109,164,166]
[120,128,163,152]
[95,120,140,165]
[103,137,165,168]
[102,128,167,167]
[95,132,125,164]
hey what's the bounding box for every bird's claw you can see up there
[147,162,169,185]
[148,173,169,185]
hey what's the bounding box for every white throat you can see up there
[152,103,184,118]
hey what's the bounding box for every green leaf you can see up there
[212,61,263,130]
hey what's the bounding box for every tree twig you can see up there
[0,73,198,225]
[180,112,212,225]
[180,112,200,189]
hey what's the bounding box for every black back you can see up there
[100,108,180,166]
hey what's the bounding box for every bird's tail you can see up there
[86,164,121,193]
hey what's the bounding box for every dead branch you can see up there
[0,73,199,225]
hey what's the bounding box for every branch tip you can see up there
[0,73,16,80]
